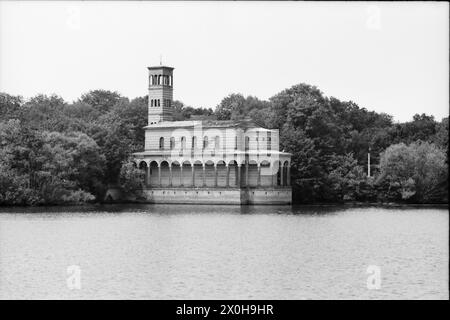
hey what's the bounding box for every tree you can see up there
[0,119,102,205]
[433,117,449,153]
[378,142,448,203]
[0,93,23,120]
[214,94,270,123]
[21,94,68,132]
[215,94,247,120]
[326,153,366,201]
[269,83,326,130]
[79,90,124,113]
[119,161,145,195]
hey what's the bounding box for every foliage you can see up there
[0,119,101,205]
[377,142,448,203]
[119,161,145,195]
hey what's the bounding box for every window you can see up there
[245,136,250,151]
[267,132,272,151]
[158,99,160,107]
[192,136,197,149]
[203,136,208,149]
[159,137,164,150]
[256,132,260,151]
[170,137,175,150]
[235,136,238,150]
[181,136,186,150]
[215,136,220,149]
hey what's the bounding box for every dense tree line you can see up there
[0,83,448,205]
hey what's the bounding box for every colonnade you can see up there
[136,160,291,188]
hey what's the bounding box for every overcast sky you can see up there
[0,1,448,122]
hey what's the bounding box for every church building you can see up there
[131,65,292,204]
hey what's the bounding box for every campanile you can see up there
[148,66,174,124]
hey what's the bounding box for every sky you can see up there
[0,1,448,122]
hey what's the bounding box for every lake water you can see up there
[0,205,447,300]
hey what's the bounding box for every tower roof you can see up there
[147,66,174,70]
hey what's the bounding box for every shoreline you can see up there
[0,201,448,211]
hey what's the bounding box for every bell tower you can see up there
[148,66,174,124]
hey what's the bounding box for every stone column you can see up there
[158,165,161,187]
[272,163,275,187]
[257,164,261,187]
[180,165,184,187]
[169,164,172,187]
[191,164,195,187]
[226,165,230,187]
[214,165,218,187]
[147,165,151,187]
[245,162,249,187]
[202,164,206,187]
[281,165,284,187]
[237,164,241,187]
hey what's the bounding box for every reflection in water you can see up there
[0,205,448,299]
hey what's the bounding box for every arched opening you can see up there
[160,161,170,187]
[216,160,227,187]
[182,160,192,186]
[193,160,203,187]
[204,160,215,187]
[149,161,159,186]
[248,160,258,187]
[276,161,282,186]
[283,161,289,186]
[171,161,181,187]
[159,137,164,150]
[139,161,148,186]
[228,160,238,187]
[260,160,271,186]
